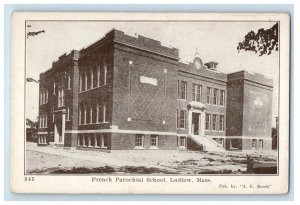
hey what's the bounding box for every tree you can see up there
[237,23,278,56]
[26,118,39,129]
[26,118,39,142]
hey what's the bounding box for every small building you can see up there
[37,29,273,151]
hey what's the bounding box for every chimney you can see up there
[204,61,218,70]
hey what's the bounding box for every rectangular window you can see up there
[79,73,82,92]
[213,88,219,105]
[205,113,211,130]
[206,87,212,104]
[78,108,81,124]
[104,60,107,85]
[150,135,159,147]
[46,89,48,103]
[68,74,71,90]
[177,110,186,129]
[179,136,186,147]
[252,139,257,149]
[212,114,218,131]
[66,107,70,121]
[84,107,87,124]
[97,64,100,87]
[90,68,94,89]
[135,134,144,147]
[219,115,225,131]
[53,82,56,94]
[45,113,47,128]
[90,106,93,124]
[177,80,180,99]
[259,139,264,149]
[103,102,109,123]
[58,87,64,107]
[192,84,202,102]
[40,89,43,105]
[180,81,187,100]
[220,90,225,106]
[84,71,87,91]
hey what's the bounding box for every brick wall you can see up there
[112,44,178,133]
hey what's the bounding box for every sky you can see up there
[26,21,279,126]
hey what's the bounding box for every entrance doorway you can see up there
[192,112,200,135]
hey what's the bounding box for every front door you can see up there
[192,112,200,135]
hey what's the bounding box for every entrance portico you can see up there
[187,102,206,137]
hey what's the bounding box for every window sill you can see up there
[149,146,159,150]
[77,145,107,149]
[134,146,145,150]
[79,122,109,125]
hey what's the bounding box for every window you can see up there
[135,134,144,147]
[46,89,48,103]
[213,88,219,105]
[212,114,218,131]
[79,72,82,92]
[205,113,211,130]
[90,106,93,124]
[39,112,47,128]
[103,102,109,122]
[252,139,257,149]
[219,115,225,131]
[53,82,56,94]
[179,136,186,147]
[40,88,48,104]
[79,107,82,124]
[40,88,43,104]
[220,90,225,106]
[192,84,202,102]
[67,75,71,90]
[177,109,186,129]
[84,106,87,124]
[52,107,55,122]
[58,87,64,107]
[97,64,100,87]
[206,87,212,104]
[259,139,264,149]
[150,135,159,147]
[84,71,87,91]
[104,60,107,85]
[180,81,187,100]
[96,102,100,123]
[66,107,70,121]
[90,68,94,89]
[45,113,47,128]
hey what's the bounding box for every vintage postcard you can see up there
[10,12,290,194]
